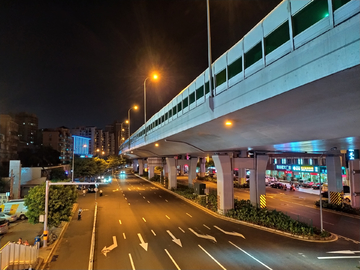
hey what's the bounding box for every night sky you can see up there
[1,0,281,131]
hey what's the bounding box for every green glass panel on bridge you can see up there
[183,97,188,109]
[215,69,226,87]
[168,109,172,117]
[177,102,182,112]
[205,81,210,94]
[265,21,290,55]
[172,106,177,115]
[228,57,242,79]
[165,112,168,120]
[292,0,329,36]
[189,92,195,104]
[332,0,351,11]
[196,86,204,100]
[245,42,262,69]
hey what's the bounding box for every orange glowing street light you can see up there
[128,105,139,140]
[144,73,160,133]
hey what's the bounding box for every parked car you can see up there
[312,183,322,189]
[270,182,283,189]
[302,181,314,188]
[0,219,9,234]
[0,212,18,223]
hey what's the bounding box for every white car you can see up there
[0,212,18,223]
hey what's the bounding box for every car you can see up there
[120,170,126,174]
[0,212,18,223]
[312,183,322,189]
[270,182,284,189]
[0,219,9,234]
[302,181,314,188]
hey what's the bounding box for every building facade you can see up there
[12,112,38,150]
[0,114,19,164]
[71,126,96,155]
[42,127,72,164]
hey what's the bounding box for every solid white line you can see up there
[186,213,192,218]
[229,241,273,270]
[198,245,226,270]
[129,253,135,270]
[142,217,146,222]
[318,256,360,259]
[166,215,170,219]
[165,249,181,270]
[178,227,185,233]
[119,220,122,225]
[123,233,126,239]
[151,230,156,236]
[203,224,211,230]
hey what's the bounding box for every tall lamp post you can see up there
[144,74,159,135]
[127,105,138,145]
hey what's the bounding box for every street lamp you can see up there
[128,105,138,139]
[144,73,159,134]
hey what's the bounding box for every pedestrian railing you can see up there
[0,241,39,270]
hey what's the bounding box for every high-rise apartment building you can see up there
[42,127,72,164]
[71,126,96,155]
[12,112,38,150]
[0,114,19,163]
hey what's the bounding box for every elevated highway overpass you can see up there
[119,0,360,212]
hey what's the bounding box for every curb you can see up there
[135,174,338,243]
[36,203,79,270]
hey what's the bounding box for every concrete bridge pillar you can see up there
[133,160,138,173]
[147,157,163,180]
[166,157,177,190]
[212,155,234,214]
[138,159,144,176]
[199,157,206,177]
[349,159,360,208]
[188,157,198,187]
[163,163,168,178]
[326,151,344,205]
[179,165,184,176]
[238,168,247,184]
[249,154,268,208]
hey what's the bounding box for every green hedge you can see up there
[226,200,329,238]
[315,200,360,215]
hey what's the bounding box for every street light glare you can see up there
[152,74,159,80]
[134,105,138,110]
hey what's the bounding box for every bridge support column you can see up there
[326,152,343,205]
[238,168,247,184]
[199,157,206,177]
[249,154,268,208]
[349,159,360,208]
[212,155,233,214]
[163,163,168,178]
[179,165,184,176]
[138,159,144,176]
[188,157,198,187]
[133,160,138,173]
[166,157,177,190]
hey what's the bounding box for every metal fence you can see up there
[0,242,39,270]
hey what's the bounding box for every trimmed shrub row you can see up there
[315,200,360,215]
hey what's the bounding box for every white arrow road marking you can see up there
[128,253,135,270]
[165,249,181,270]
[318,256,360,259]
[137,233,148,251]
[229,241,273,270]
[198,245,226,270]
[188,228,216,242]
[167,230,182,247]
[203,224,211,230]
[327,250,360,254]
[101,236,118,256]
[214,225,245,239]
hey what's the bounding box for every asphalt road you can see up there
[183,177,360,242]
[88,172,359,270]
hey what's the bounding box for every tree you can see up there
[107,155,124,169]
[24,182,77,228]
[50,168,67,180]
[73,157,109,180]
[18,146,60,167]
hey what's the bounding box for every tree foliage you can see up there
[50,168,67,180]
[24,182,77,228]
[74,156,109,179]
